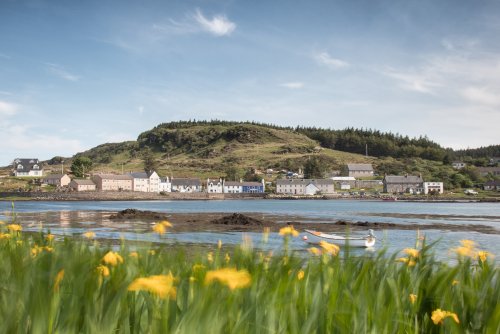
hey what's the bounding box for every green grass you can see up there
[0,223,498,333]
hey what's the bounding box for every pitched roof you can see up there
[129,171,157,179]
[347,163,373,171]
[93,174,133,180]
[172,178,201,186]
[276,179,334,185]
[224,181,242,187]
[384,175,423,184]
[13,158,42,172]
[224,181,263,187]
[71,179,96,185]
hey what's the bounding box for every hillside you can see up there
[75,122,374,178]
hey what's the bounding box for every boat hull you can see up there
[304,229,376,248]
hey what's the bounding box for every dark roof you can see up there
[347,164,373,171]
[384,175,423,184]
[224,181,262,187]
[129,171,157,179]
[93,174,133,180]
[224,181,242,187]
[13,158,41,172]
[276,179,334,185]
[172,178,201,186]
[71,179,96,185]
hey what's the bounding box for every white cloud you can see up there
[192,9,236,36]
[0,100,18,116]
[314,52,349,69]
[45,63,80,81]
[383,68,441,94]
[280,82,304,89]
[138,106,145,114]
[462,86,500,107]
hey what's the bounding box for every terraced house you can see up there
[276,179,335,195]
[92,174,133,191]
[129,171,160,193]
[383,175,423,194]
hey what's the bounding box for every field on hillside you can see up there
[0,221,498,333]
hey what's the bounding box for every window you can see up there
[17,164,23,170]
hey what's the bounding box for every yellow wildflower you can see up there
[396,257,416,267]
[129,251,139,258]
[453,239,476,257]
[477,251,491,263]
[152,223,166,235]
[0,233,11,240]
[148,250,156,256]
[54,269,65,292]
[218,239,222,249]
[7,224,22,232]
[128,273,177,300]
[45,234,55,242]
[225,253,231,263]
[159,220,173,227]
[297,270,305,280]
[319,241,340,256]
[460,239,475,248]
[207,252,214,263]
[192,264,206,272]
[83,231,95,239]
[205,268,251,290]
[403,248,419,258]
[31,245,53,257]
[452,280,459,286]
[96,265,110,277]
[308,247,321,256]
[409,294,417,304]
[102,251,124,266]
[279,226,299,237]
[431,309,460,325]
[189,276,196,282]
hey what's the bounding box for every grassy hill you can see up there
[77,122,374,179]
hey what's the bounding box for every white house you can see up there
[224,181,243,193]
[13,158,43,177]
[452,161,467,169]
[171,178,202,192]
[159,177,172,193]
[206,178,224,193]
[223,179,265,193]
[129,171,160,193]
[423,182,444,195]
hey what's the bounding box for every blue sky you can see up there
[1,0,500,166]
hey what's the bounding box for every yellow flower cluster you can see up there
[96,265,110,277]
[205,268,251,290]
[396,248,420,267]
[431,309,460,325]
[152,220,173,235]
[31,245,54,257]
[83,231,96,239]
[0,233,11,240]
[102,251,124,266]
[319,241,340,256]
[7,224,22,232]
[279,226,299,237]
[409,293,417,304]
[128,273,177,300]
[452,240,492,263]
[54,269,65,292]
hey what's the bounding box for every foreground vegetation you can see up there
[0,220,498,333]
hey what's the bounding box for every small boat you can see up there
[382,197,397,201]
[303,229,376,248]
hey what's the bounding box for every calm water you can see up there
[1,200,499,259]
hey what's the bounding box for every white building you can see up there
[129,171,160,193]
[276,179,335,195]
[423,182,444,195]
[13,158,43,177]
[159,177,172,193]
[206,178,224,193]
[452,162,467,169]
[171,178,202,192]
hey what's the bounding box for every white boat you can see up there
[303,229,376,248]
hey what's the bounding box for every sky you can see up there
[1,0,500,166]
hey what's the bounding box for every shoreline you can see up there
[0,191,498,203]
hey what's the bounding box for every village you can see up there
[9,158,500,197]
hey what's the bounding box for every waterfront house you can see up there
[383,175,423,194]
[171,178,202,192]
[69,179,96,192]
[92,174,133,191]
[223,179,265,193]
[346,164,374,178]
[159,177,172,193]
[423,182,444,195]
[484,180,500,191]
[12,158,43,177]
[331,176,356,190]
[44,174,71,187]
[276,179,334,195]
[129,171,160,193]
[206,178,224,193]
